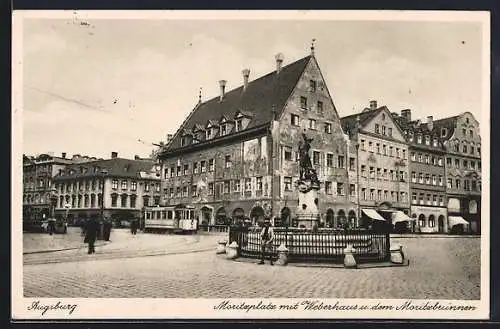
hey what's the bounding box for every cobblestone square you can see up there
[23,234,481,300]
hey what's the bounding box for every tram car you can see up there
[143,204,198,234]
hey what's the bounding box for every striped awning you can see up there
[449,216,469,227]
[361,208,386,222]
[391,211,415,224]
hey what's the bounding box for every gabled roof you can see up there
[166,55,313,151]
[396,115,459,140]
[340,107,386,133]
[53,158,158,181]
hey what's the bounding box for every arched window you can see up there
[428,215,435,228]
[348,210,357,228]
[418,214,426,227]
[337,210,347,228]
[326,209,334,227]
[448,198,461,212]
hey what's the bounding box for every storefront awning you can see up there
[391,211,415,224]
[362,208,386,222]
[448,216,469,227]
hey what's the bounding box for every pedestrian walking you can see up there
[130,219,138,235]
[84,217,99,254]
[103,219,112,241]
[259,217,275,265]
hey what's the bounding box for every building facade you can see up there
[394,111,448,233]
[159,50,356,227]
[22,152,98,224]
[52,152,161,225]
[341,102,411,227]
[436,112,482,234]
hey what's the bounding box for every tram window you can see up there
[146,212,151,220]
[156,211,161,220]
[190,210,194,219]
[162,211,166,219]
[175,211,181,219]
[167,210,173,219]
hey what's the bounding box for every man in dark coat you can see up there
[103,219,112,241]
[84,217,99,254]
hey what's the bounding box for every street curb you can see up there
[23,241,109,255]
[390,234,480,239]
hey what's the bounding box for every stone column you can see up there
[343,244,357,268]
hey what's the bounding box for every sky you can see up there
[19,13,486,159]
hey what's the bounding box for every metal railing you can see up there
[201,225,229,233]
[229,226,390,263]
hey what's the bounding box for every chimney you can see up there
[242,69,250,91]
[111,152,118,159]
[427,115,434,131]
[134,155,140,160]
[369,100,377,110]
[401,109,412,121]
[61,152,66,159]
[427,115,433,124]
[219,80,227,101]
[275,53,284,74]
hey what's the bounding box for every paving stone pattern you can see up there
[23,236,481,300]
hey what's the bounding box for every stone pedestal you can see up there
[276,244,289,266]
[225,241,239,259]
[295,180,320,229]
[390,244,404,264]
[216,239,227,254]
[343,244,357,268]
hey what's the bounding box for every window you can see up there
[164,168,168,179]
[438,158,443,166]
[324,122,332,133]
[112,179,118,189]
[233,179,241,193]
[308,119,316,130]
[389,146,393,156]
[223,181,230,194]
[418,193,424,205]
[411,152,416,161]
[455,159,460,168]
[402,149,407,160]
[121,195,127,208]
[361,140,365,151]
[432,175,437,185]
[362,188,366,200]
[383,168,388,179]
[382,126,386,135]
[383,190,388,200]
[377,190,382,200]
[121,180,128,190]
[433,138,438,147]
[470,161,475,170]
[370,189,375,200]
[220,124,227,136]
[388,127,393,137]
[349,157,355,171]
[338,156,345,169]
[235,119,243,132]
[349,184,355,197]
[225,155,232,168]
[446,157,452,166]
[464,180,470,191]
[325,181,332,194]
[361,165,366,177]
[463,144,468,153]
[456,179,461,189]
[472,180,477,191]
[176,187,181,197]
[245,178,252,191]
[396,148,400,158]
[111,194,117,207]
[438,175,443,186]
[209,159,214,172]
[376,143,380,154]
[425,155,430,164]
[418,153,422,162]
[477,147,481,155]
[418,173,423,184]
[205,129,212,140]
[313,151,320,166]
[130,196,137,208]
[309,80,316,92]
[182,186,188,197]
[284,177,292,191]
[317,101,324,114]
[441,128,447,137]
[200,160,206,173]
[183,164,189,175]
[417,135,422,144]
[376,168,381,178]
[375,124,380,134]
[300,96,308,109]
[383,144,387,156]
[411,172,417,183]
[145,182,150,192]
[429,215,435,227]
[470,145,474,155]
[369,167,375,179]
[425,136,430,145]
[337,183,345,196]
[447,178,452,189]
[170,166,175,178]
[256,177,263,190]
[419,216,426,227]
[208,183,214,195]
[425,174,430,184]
[369,141,373,152]
[180,137,188,147]
[155,183,160,192]
[129,181,136,192]
[412,192,417,204]
[193,162,198,174]
[326,153,334,167]
[462,128,466,135]
[291,114,300,126]
[176,166,181,176]
[284,147,292,161]
[454,143,460,152]
[169,188,174,198]
[439,195,444,206]
[463,160,468,168]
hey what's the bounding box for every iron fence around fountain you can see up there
[229,226,391,264]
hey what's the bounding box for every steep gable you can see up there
[362,107,406,142]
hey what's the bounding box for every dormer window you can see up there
[235,119,243,132]
[206,130,212,140]
[409,132,414,141]
[425,136,430,145]
[441,128,447,137]
[300,96,308,109]
[417,135,422,144]
[181,136,189,147]
[433,138,438,147]
[220,124,227,136]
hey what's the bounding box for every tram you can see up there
[143,204,198,234]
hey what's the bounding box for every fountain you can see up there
[295,132,321,229]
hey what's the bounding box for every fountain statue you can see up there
[295,132,321,229]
